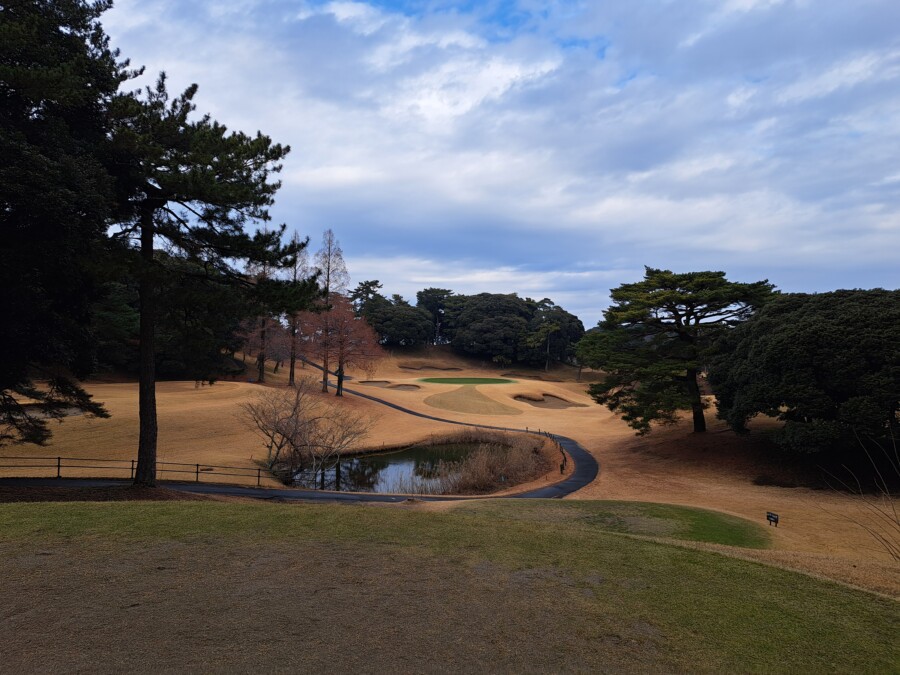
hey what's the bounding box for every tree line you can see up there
[577,268,899,463]
[350,282,585,369]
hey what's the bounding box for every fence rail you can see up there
[0,455,268,486]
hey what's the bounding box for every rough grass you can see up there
[0,500,896,673]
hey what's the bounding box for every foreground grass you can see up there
[1,499,896,672]
[461,499,773,548]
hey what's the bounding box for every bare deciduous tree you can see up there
[313,229,349,392]
[241,378,374,483]
[300,295,382,396]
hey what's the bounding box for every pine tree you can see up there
[577,268,774,434]
[0,0,131,444]
[113,75,310,486]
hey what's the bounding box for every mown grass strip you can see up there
[459,499,772,548]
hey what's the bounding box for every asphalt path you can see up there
[0,371,600,503]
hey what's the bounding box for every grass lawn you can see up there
[1,499,896,672]
[419,377,517,384]
[460,500,774,548]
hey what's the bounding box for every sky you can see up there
[103,0,900,326]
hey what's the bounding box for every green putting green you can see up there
[419,377,516,385]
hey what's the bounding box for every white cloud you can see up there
[380,56,560,127]
[323,1,388,34]
[778,50,900,104]
[103,0,900,323]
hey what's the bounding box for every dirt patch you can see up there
[399,364,462,371]
[0,538,670,672]
[388,384,420,391]
[359,380,391,387]
[424,386,522,416]
[514,394,587,409]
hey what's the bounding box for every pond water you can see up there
[290,443,477,494]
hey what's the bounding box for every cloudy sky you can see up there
[104,0,900,325]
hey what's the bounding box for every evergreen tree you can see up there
[710,289,900,456]
[416,288,453,344]
[112,75,312,485]
[0,0,131,444]
[577,268,774,434]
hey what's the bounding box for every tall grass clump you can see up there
[385,429,556,495]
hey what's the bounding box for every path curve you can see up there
[340,384,598,499]
[0,372,600,503]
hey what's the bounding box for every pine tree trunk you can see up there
[321,351,329,392]
[686,368,706,433]
[257,317,267,383]
[135,207,158,486]
[288,318,297,387]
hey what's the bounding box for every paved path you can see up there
[0,372,600,503]
[340,384,598,498]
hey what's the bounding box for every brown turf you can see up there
[6,350,896,594]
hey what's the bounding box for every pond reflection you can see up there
[291,443,476,493]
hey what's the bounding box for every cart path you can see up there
[0,370,600,502]
[338,383,599,499]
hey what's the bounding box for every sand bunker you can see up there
[388,384,421,391]
[360,381,391,387]
[424,386,522,416]
[514,394,587,410]
[399,365,462,371]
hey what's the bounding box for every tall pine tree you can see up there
[113,75,316,486]
[577,268,773,434]
[0,0,132,444]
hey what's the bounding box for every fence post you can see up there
[196,464,200,483]
[130,460,135,480]
[56,456,61,479]
[257,468,261,487]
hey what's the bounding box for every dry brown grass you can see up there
[424,385,523,416]
[4,349,898,594]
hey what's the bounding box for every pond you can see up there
[289,443,477,494]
